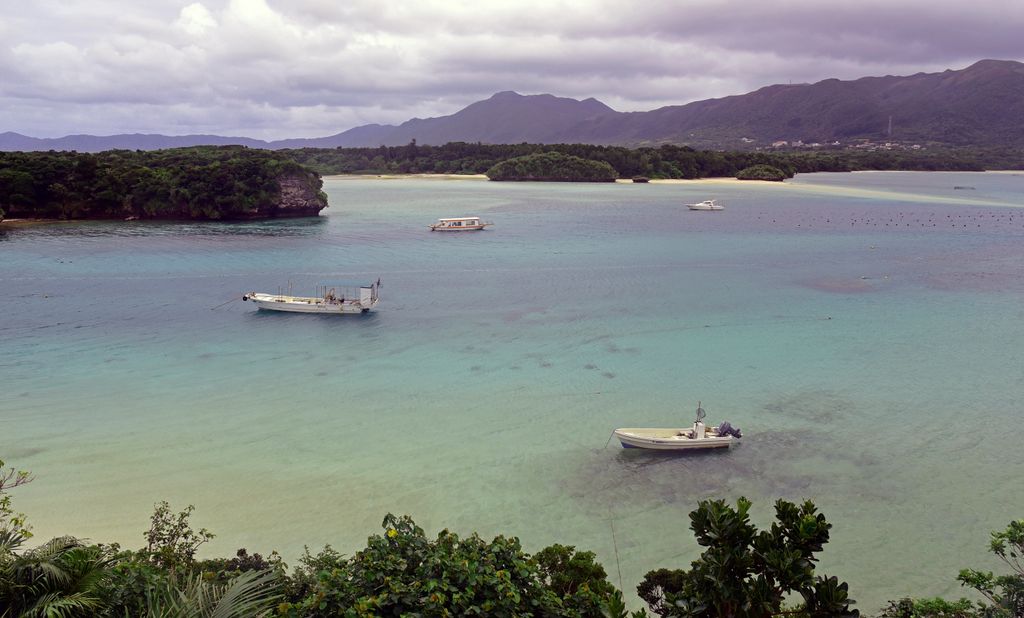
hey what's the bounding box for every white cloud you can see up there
[176,3,217,36]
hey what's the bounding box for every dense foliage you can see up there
[0,146,326,220]
[735,164,789,181]
[279,513,621,617]
[486,151,619,181]
[281,142,1022,179]
[3,458,1023,617]
[638,498,858,617]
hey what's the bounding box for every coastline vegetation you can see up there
[0,146,326,221]
[281,141,1024,179]
[3,458,1021,617]
[485,151,619,182]
[736,164,789,181]
[3,142,1020,223]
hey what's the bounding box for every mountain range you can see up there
[3,59,1023,152]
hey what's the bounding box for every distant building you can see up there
[771,140,789,148]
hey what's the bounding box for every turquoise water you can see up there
[3,171,1024,610]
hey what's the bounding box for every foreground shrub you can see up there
[885,519,1024,618]
[638,497,858,617]
[279,513,617,617]
[0,536,118,617]
[878,597,977,617]
[534,543,618,616]
[957,519,1024,617]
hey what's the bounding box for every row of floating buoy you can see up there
[750,210,1022,230]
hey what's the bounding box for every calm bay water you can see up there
[2,171,1024,610]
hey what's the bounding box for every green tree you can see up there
[143,501,214,572]
[534,543,617,616]
[957,519,1024,617]
[637,498,858,617]
[0,459,33,544]
[281,513,585,617]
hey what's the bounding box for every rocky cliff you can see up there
[237,173,328,219]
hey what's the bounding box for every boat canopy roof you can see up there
[437,216,481,221]
[319,280,379,288]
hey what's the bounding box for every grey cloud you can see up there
[2,0,1021,139]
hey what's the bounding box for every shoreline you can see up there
[325,173,489,180]
[323,170,1022,183]
[0,218,82,227]
[323,173,782,185]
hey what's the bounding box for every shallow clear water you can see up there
[3,171,1024,610]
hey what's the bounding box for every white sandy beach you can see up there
[324,173,489,180]
[324,173,778,185]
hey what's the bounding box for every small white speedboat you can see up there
[687,199,724,211]
[614,403,741,451]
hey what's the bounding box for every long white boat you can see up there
[687,199,724,211]
[242,280,380,314]
[429,216,492,231]
[613,403,741,451]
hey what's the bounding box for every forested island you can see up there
[0,147,327,221]
[736,164,789,181]
[486,151,619,181]
[2,458,1022,617]
[283,141,1023,179]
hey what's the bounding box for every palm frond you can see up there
[141,568,280,618]
[24,536,82,561]
[0,528,28,555]
[209,569,282,618]
[19,590,103,618]
[1,536,118,618]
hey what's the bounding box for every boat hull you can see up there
[687,200,724,210]
[245,293,376,314]
[429,225,489,231]
[613,428,735,450]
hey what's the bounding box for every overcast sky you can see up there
[2,0,1022,140]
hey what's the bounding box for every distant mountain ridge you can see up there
[554,59,1024,148]
[0,131,268,152]
[3,59,1023,152]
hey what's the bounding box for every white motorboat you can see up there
[429,216,492,231]
[687,199,724,211]
[242,280,380,314]
[613,403,741,451]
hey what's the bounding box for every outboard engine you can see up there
[716,421,742,439]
